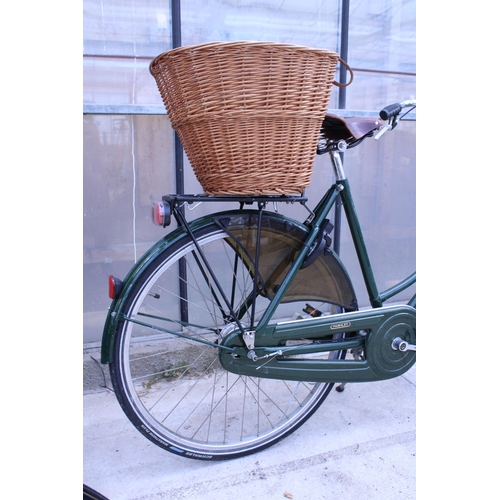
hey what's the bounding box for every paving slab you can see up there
[84,363,416,500]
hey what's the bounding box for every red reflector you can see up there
[151,200,171,227]
[109,275,123,299]
[152,202,165,226]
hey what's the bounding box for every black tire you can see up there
[83,485,109,500]
[109,219,344,460]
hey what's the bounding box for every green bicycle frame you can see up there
[251,177,415,336]
[101,172,416,381]
[218,175,416,383]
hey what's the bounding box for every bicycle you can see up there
[100,100,416,461]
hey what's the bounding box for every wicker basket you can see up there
[150,41,352,195]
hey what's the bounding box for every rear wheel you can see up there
[109,221,345,460]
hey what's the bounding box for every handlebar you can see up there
[380,103,402,120]
[379,100,416,120]
[374,100,415,140]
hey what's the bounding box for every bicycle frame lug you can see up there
[243,331,255,350]
[392,337,416,352]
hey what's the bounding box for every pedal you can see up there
[391,337,416,352]
[351,346,364,360]
[303,303,323,318]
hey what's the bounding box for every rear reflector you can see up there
[151,201,171,227]
[109,275,123,299]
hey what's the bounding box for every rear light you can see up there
[151,200,172,227]
[109,275,123,299]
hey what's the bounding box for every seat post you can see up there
[329,141,347,181]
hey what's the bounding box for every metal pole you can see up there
[170,0,184,194]
[171,0,188,323]
[171,0,184,199]
[338,0,350,109]
[333,0,350,256]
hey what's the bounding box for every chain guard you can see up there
[364,308,416,379]
[220,305,416,383]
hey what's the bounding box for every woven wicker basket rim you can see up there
[150,40,340,71]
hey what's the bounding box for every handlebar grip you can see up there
[379,103,402,120]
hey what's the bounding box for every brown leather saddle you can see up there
[321,113,382,141]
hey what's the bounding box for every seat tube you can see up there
[330,147,382,306]
[339,178,383,307]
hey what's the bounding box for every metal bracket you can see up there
[243,331,255,350]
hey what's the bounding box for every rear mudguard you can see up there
[100,209,357,364]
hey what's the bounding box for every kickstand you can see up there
[336,344,365,393]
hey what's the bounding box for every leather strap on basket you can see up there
[333,58,354,87]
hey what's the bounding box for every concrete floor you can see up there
[83,358,415,500]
